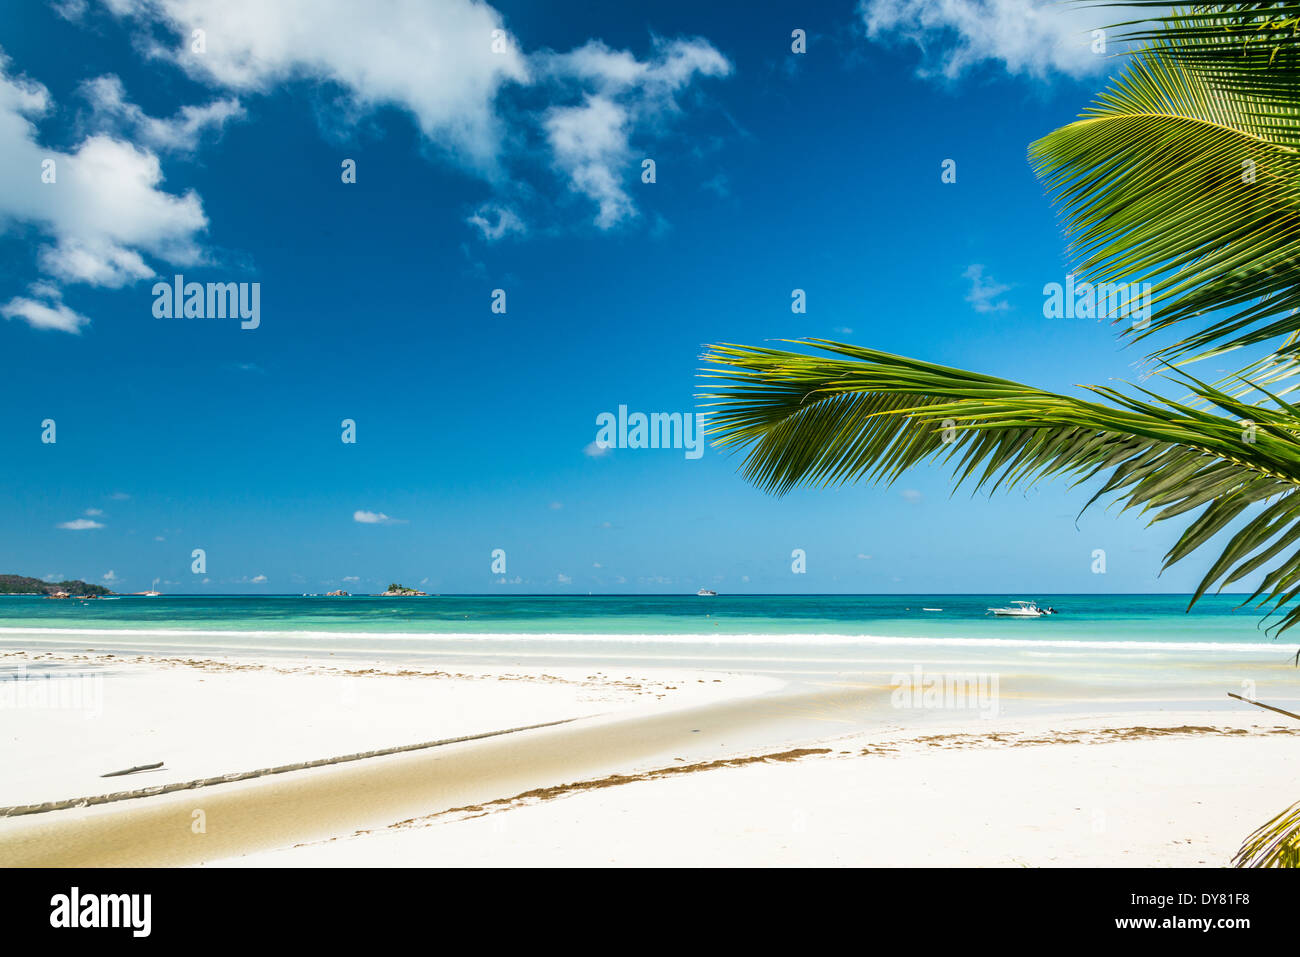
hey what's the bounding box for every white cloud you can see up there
[54,0,89,20]
[353,509,405,525]
[543,95,635,229]
[104,0,529,170]
[583,440,609,458]
[857,553,873,560]
[81,74,244,153]
[543,44,644,89]
[539,37,731,98]
[0,57,208,328]
[963,264,1011,313]
[859,0,1113,79]
[466,202,525,241]
[0,87,207,279]
[40,236,155,287]
[85,508,104,516]
[539,39,731,228]
[85,3,728,242]
[57,518,104,529]
[342,575,360,582]
[251,574,267,583]
[3,2,728,324]
[102,569,118,581]
[900,489,924,504]
[556,572,572,584]
[700,173,729,198]
[2,289,91,332]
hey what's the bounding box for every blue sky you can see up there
[0,0,1236,595]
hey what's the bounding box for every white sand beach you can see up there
[0,649,774,811]
[2,638,1298,867]
[225,712,1300,868]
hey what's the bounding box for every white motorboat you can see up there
[987,600,1054,618]
[696,588,717,597]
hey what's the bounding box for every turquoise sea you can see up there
[0,593,1292,650]
[3,594,1297,717]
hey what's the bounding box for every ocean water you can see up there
[3,594,1297,716]
[0,592,1291,650]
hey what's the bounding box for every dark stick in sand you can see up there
[101,761,164,778]
[1227,693,1300,723]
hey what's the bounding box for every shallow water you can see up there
[2,595,1296,716]
[0,592,1288,642]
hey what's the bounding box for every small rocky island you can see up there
[380,583,428,596]
[0,574,113,597]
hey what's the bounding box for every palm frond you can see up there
[1103,4,1300,148]
[700,339,1300,631]
[1031,13,1300,361]
[1234,795,1300,866]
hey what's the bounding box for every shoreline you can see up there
[0,624,1292,654]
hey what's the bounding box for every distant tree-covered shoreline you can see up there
[0,574,112,596]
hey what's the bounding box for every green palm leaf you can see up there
[1104,3,1300,124]
[1031,11,1300,360]
[700,339,1300,631]
[1234,795,1300,866]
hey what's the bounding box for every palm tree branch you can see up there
[1030,18,1300,361]
[700,340,1300,630]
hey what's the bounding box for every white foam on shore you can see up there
[0,625,1287,655]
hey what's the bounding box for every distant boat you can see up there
[987,600,1055,618]
[922,607,943,612]
[696,588,717,597]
